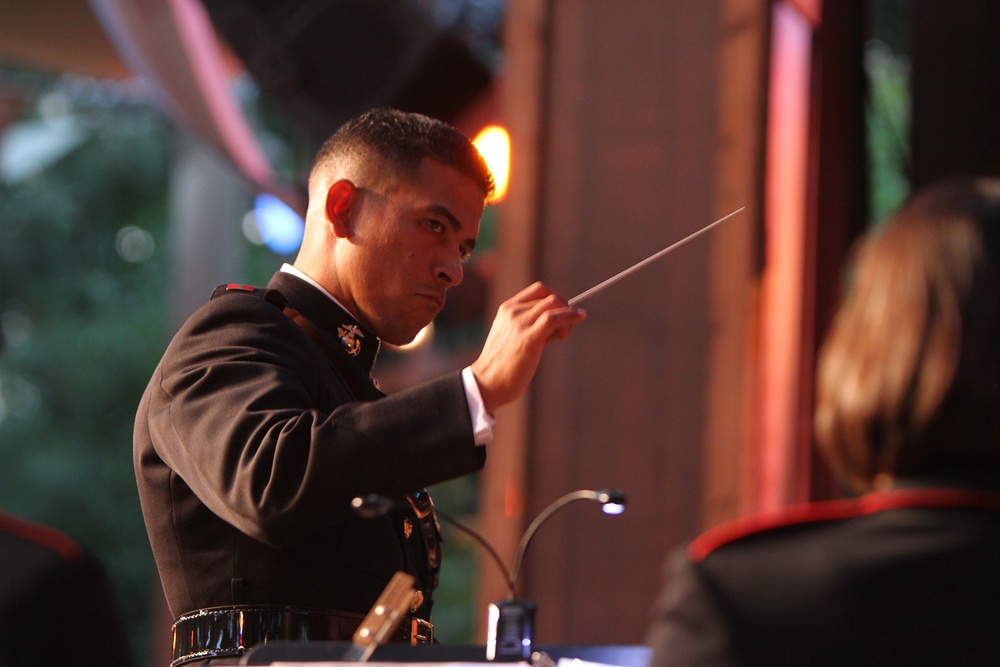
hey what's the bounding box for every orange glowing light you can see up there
[472,125,510,202]
[391,323,434,352]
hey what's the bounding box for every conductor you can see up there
[134,108,586,665]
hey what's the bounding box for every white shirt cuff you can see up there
[461,366,495,446]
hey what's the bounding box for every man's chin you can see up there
[383,322,434,349]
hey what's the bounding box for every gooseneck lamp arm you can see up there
[506,488,627,599]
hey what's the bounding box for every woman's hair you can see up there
[309,107,494,199]
[814,176,1000,488]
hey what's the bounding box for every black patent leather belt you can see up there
[170,605,431,666]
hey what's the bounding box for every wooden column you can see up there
[478,0,770,644]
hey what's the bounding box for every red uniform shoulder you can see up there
[210,283,287,308]
[0,511,83,561]
[688,487,1000,562]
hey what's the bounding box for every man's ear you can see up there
[325,179,357,238]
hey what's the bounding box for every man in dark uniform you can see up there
[134,108,586,665]
[646,177,1000,666]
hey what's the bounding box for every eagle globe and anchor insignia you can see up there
[337,324,364,356]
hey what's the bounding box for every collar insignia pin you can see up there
[337,324,363,357]
[403,517,414,539]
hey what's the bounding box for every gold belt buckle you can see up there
[411,617,434,645]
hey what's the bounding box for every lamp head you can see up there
[594,488,627,515]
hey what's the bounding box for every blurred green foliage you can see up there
[865,0,911,222]
[0,68,174,663]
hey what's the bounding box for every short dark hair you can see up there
[815,176,1000,487]
[311,107,495,199]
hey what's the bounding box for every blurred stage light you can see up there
[253,193,304,255]
[391,323,434,352]
[473,125,510,202]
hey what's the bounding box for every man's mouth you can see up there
[418,292,445,310]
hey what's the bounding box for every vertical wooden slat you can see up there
[704,0,769,528]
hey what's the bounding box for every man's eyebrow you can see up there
[429,204,477,252]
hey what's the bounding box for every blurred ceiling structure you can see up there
[0,0,128,79]
[199,0,496,144]
[0,0,501,201]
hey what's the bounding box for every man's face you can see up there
[339,157,485,345]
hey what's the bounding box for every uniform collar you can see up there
[268,269,381,374]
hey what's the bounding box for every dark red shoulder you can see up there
[687,497,861,563]
[688,487,1000,562]
[0,511,82,561]
[211,283,287,308]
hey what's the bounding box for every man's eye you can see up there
[427,219,444,233]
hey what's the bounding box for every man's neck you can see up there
[280,264,358,320]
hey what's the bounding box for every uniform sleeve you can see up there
[137,294,485,547]
[646,548,738,667]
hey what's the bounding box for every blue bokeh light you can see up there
[254,192,304,255]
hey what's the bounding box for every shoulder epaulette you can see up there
[210,283,287,309]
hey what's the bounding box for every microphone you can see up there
[350,488,628,661]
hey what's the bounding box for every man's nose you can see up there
[436,256,464,287]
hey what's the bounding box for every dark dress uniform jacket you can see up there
[134,271,485,620]
[647,479,1000,667]
[0,511,133,667]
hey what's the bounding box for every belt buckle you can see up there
[410,617,434,645]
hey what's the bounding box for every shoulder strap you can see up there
[211,283,287,307]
